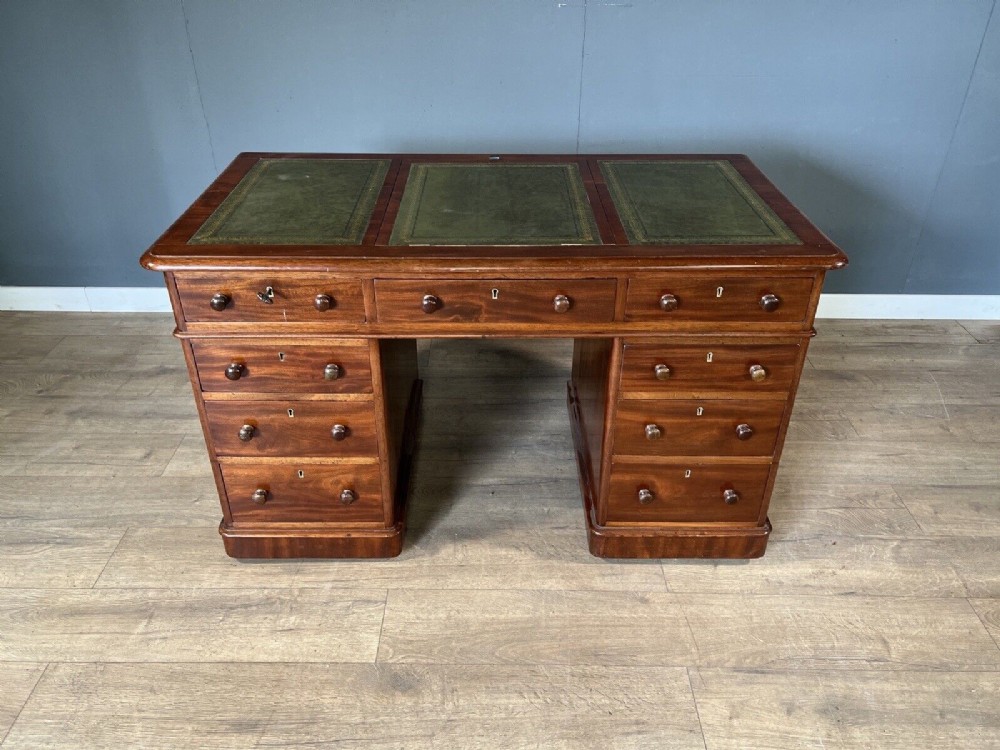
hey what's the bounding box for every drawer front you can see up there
[221,463,383,524]
[192,341,372,393]
[621,342,801,396]
[205,401,377,457]
[374,279,617,324]
[175,273,365,323]
[625,276,815,324]
[607,463,770,523]
[613,399,785,458]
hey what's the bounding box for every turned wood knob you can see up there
[256,285,275,304]
[225,362,245,381]
[314,293,333,311]
[323,363,342,381]
[331,424,348,441]
[340,489,357,505]
[422,294,441,313]
[210,293,230,311]
[659,293,679,312]
[749,364,767,383]
[759,293,781,312]
[723,489,740,505]
[654,364,672,380]
[251,488,268,504]
[638,488,655,504]
[553,294,571,313]
[645,423,662,440]
[238,424,255,442]
[735,423,753,441]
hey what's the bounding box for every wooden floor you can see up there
[0,312,998,749]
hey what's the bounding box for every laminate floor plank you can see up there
[1,663,705,750]
[662,536,970,597]
[0,311,174,337]
[813,319,980,344]
[897,484,1000,536]
[960,320,1000,344]
[0,431,186,478]
[95,524,664,593]
[0,588,386,663]
[0,526,126,588]
[689,668,1000,749]
[0,663,46,745]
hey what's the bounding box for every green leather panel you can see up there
[389,163,601,246]
[189,158,390,245]
[600,160,801,245]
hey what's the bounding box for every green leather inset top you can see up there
[600,160,801,245]
[389,163,601,246]
[189,158,390,245]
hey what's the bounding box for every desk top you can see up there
[142,153,846,272]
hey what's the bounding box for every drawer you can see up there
[191,340,372,393]
[205,400,377,458]
[613,399,785,457]
[607,463,770,523]
[620,342,801,396]
[625,275,815,324]
[374,279,617,324]
[175,273,365,323]
[221,462,383,524]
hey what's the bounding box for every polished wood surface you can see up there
[204,400,377,457]
[141,152,847,560]
[0,314,998,747]
[191,339,373,394]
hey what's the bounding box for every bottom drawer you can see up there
[607,462,771,524]
[221,462,384,525]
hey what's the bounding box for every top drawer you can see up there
[625,275,815,324]
[374,279,617,325]
[174,273,365,324]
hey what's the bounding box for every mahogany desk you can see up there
[141,153,847,559]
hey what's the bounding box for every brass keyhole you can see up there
[287,409,295,418]
[491,288,500,300]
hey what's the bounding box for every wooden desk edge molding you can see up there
[141,152,846,560]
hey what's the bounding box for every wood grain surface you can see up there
[0,312,997,748]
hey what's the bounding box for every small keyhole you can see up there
[278,352,285,361]
[491,288,500,300]
[716,286,724,298]
[287,409,295,418]
[297,470,305,479]
[696,407,704,416]
[706,352,713,363]
[684,469,692,478]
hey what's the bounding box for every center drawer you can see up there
[374,279,617,324]
[221,463,384,524]
[205,400,377,457]
[613,399,785,457]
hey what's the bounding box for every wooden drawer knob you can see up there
[238,424,255,442]
[251,488,269,504]
[723,489,740,505]
[645,423,662,440]
[654,364,672,380]
[553,294,571,313]
[748,364,767,382]
[323,363,342,381]
[659,293,679,312]
[735,423,753,441]
[638,488,655,504]
[331,424,348,441]
[759,293,781,312]
[314,293,334,311]
[225,362,245,381]
[210,293,230,311]
[340,489,357,505]
[422,294,441,314]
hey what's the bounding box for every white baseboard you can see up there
[1,287,998,319]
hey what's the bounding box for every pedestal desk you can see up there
[141,153,847,559]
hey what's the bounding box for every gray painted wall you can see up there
[0,0,997,294]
